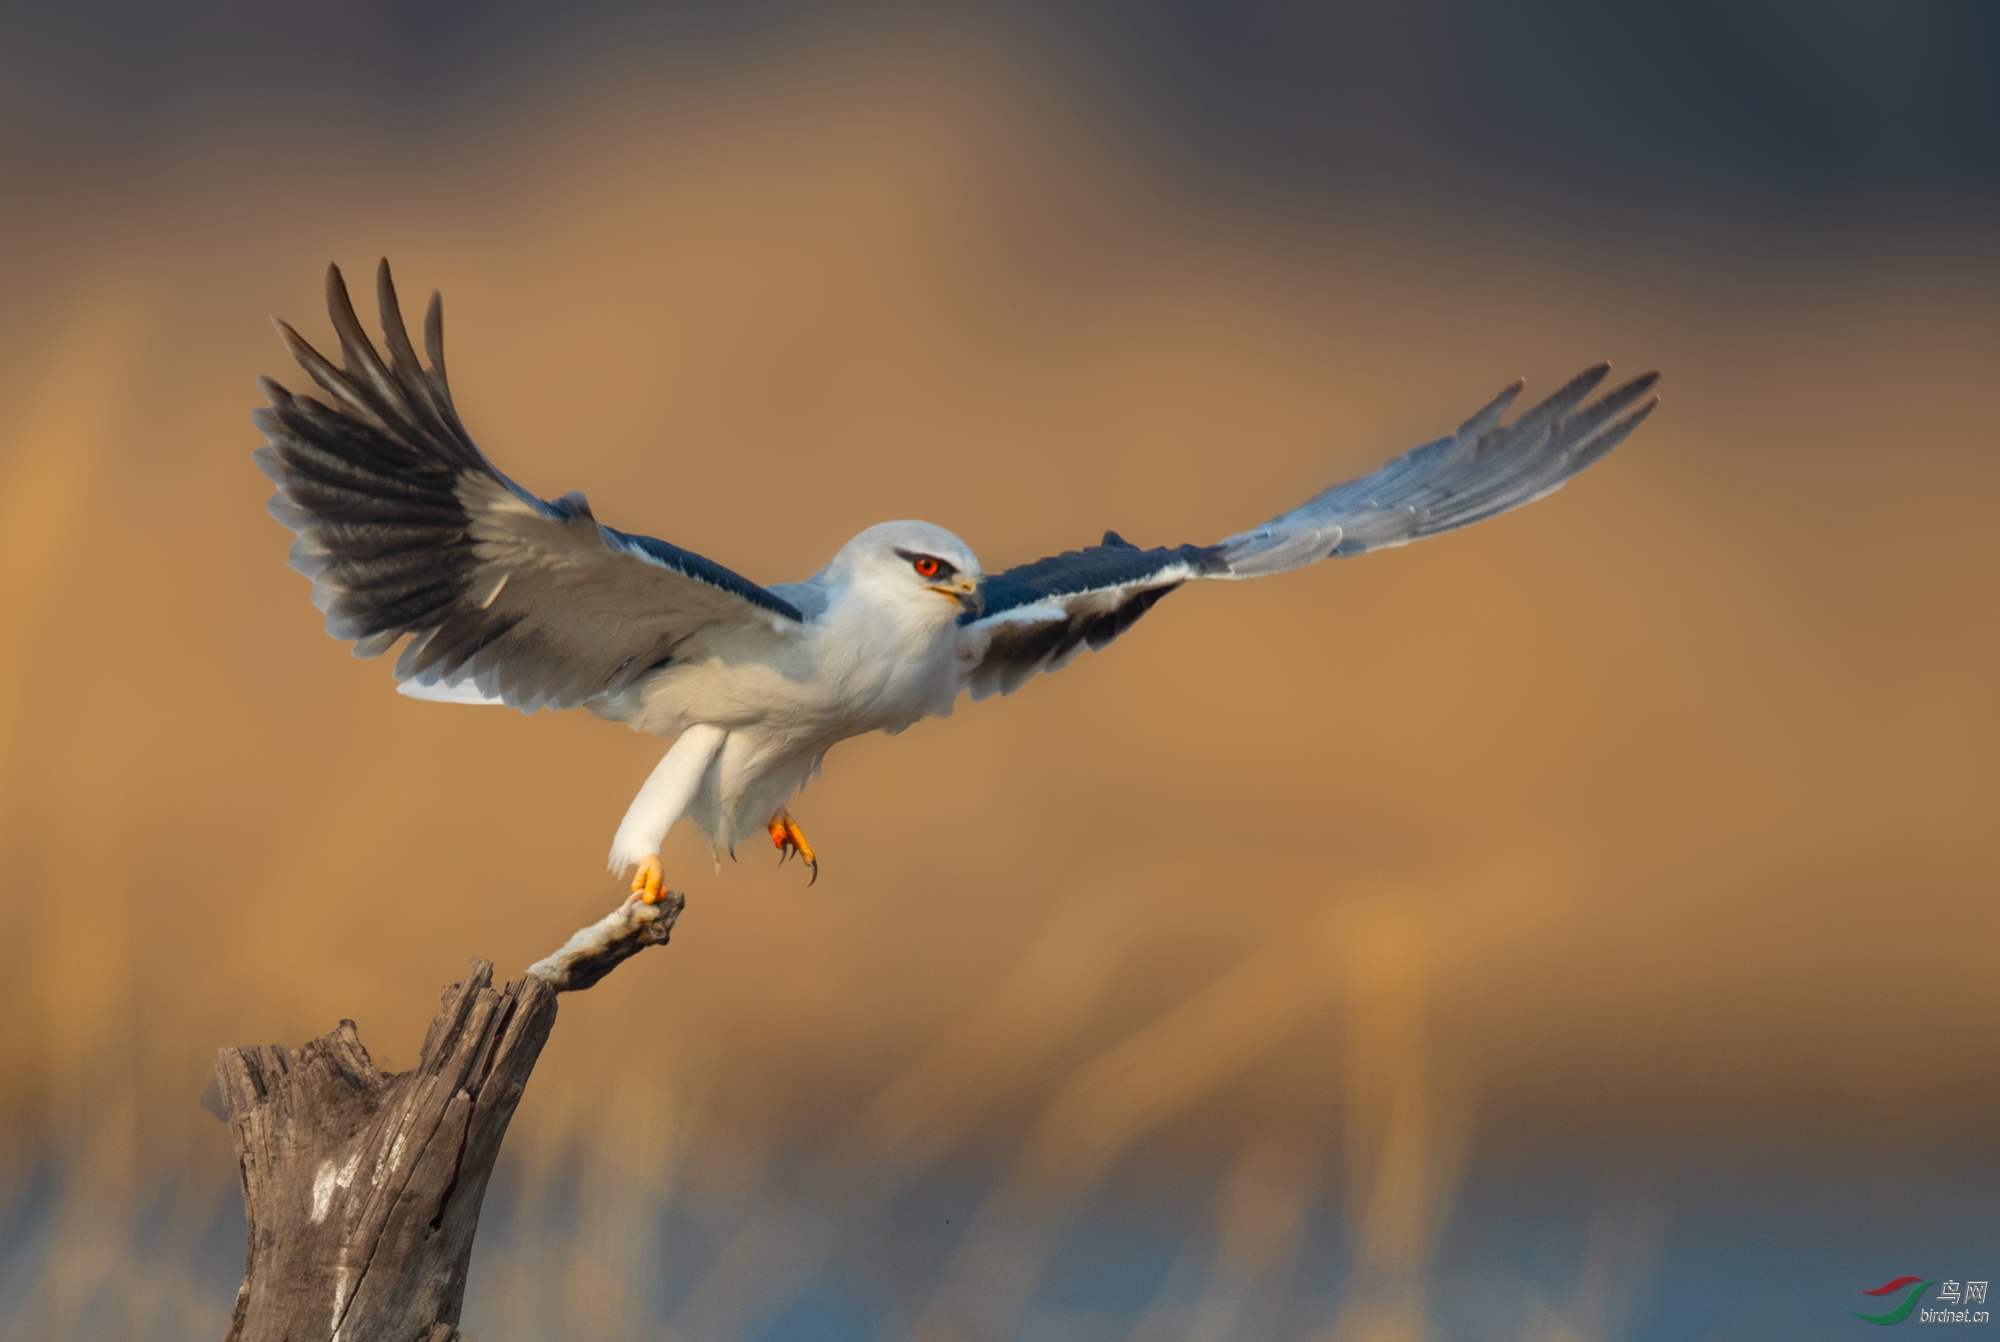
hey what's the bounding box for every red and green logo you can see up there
[1850,1277,1932,1325]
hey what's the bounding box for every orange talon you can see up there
[768,811,819,886]
[631,854,667,904]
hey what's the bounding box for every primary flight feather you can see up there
[255,261,1658,899]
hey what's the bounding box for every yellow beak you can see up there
[928,581,984,617]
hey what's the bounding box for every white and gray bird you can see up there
[255,262,1658,901]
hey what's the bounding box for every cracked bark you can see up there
[213,891,683,1342]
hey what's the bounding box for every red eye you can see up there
[913,556,941,578]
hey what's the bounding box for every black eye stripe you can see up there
[893,548,959,580]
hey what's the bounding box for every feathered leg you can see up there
[610,724,727,904]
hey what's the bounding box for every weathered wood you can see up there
[215,889,685,1342]
[526,887,684,991]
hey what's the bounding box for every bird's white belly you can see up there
[612,615,961,852]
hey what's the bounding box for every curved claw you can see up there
[768,812,820,885]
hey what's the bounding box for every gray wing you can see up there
[959,364,1657,700]
[254,261,804,714]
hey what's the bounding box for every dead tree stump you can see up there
[212,891,684,1342]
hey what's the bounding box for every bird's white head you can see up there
[819,520,984,627]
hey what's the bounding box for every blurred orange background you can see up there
[1,7,1995,1340]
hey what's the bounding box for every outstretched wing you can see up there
[255,261,804,714]
[958,364,1657,700]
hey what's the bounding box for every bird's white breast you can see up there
[609,577,963,848]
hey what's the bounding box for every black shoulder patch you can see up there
[973,539,1222,622]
